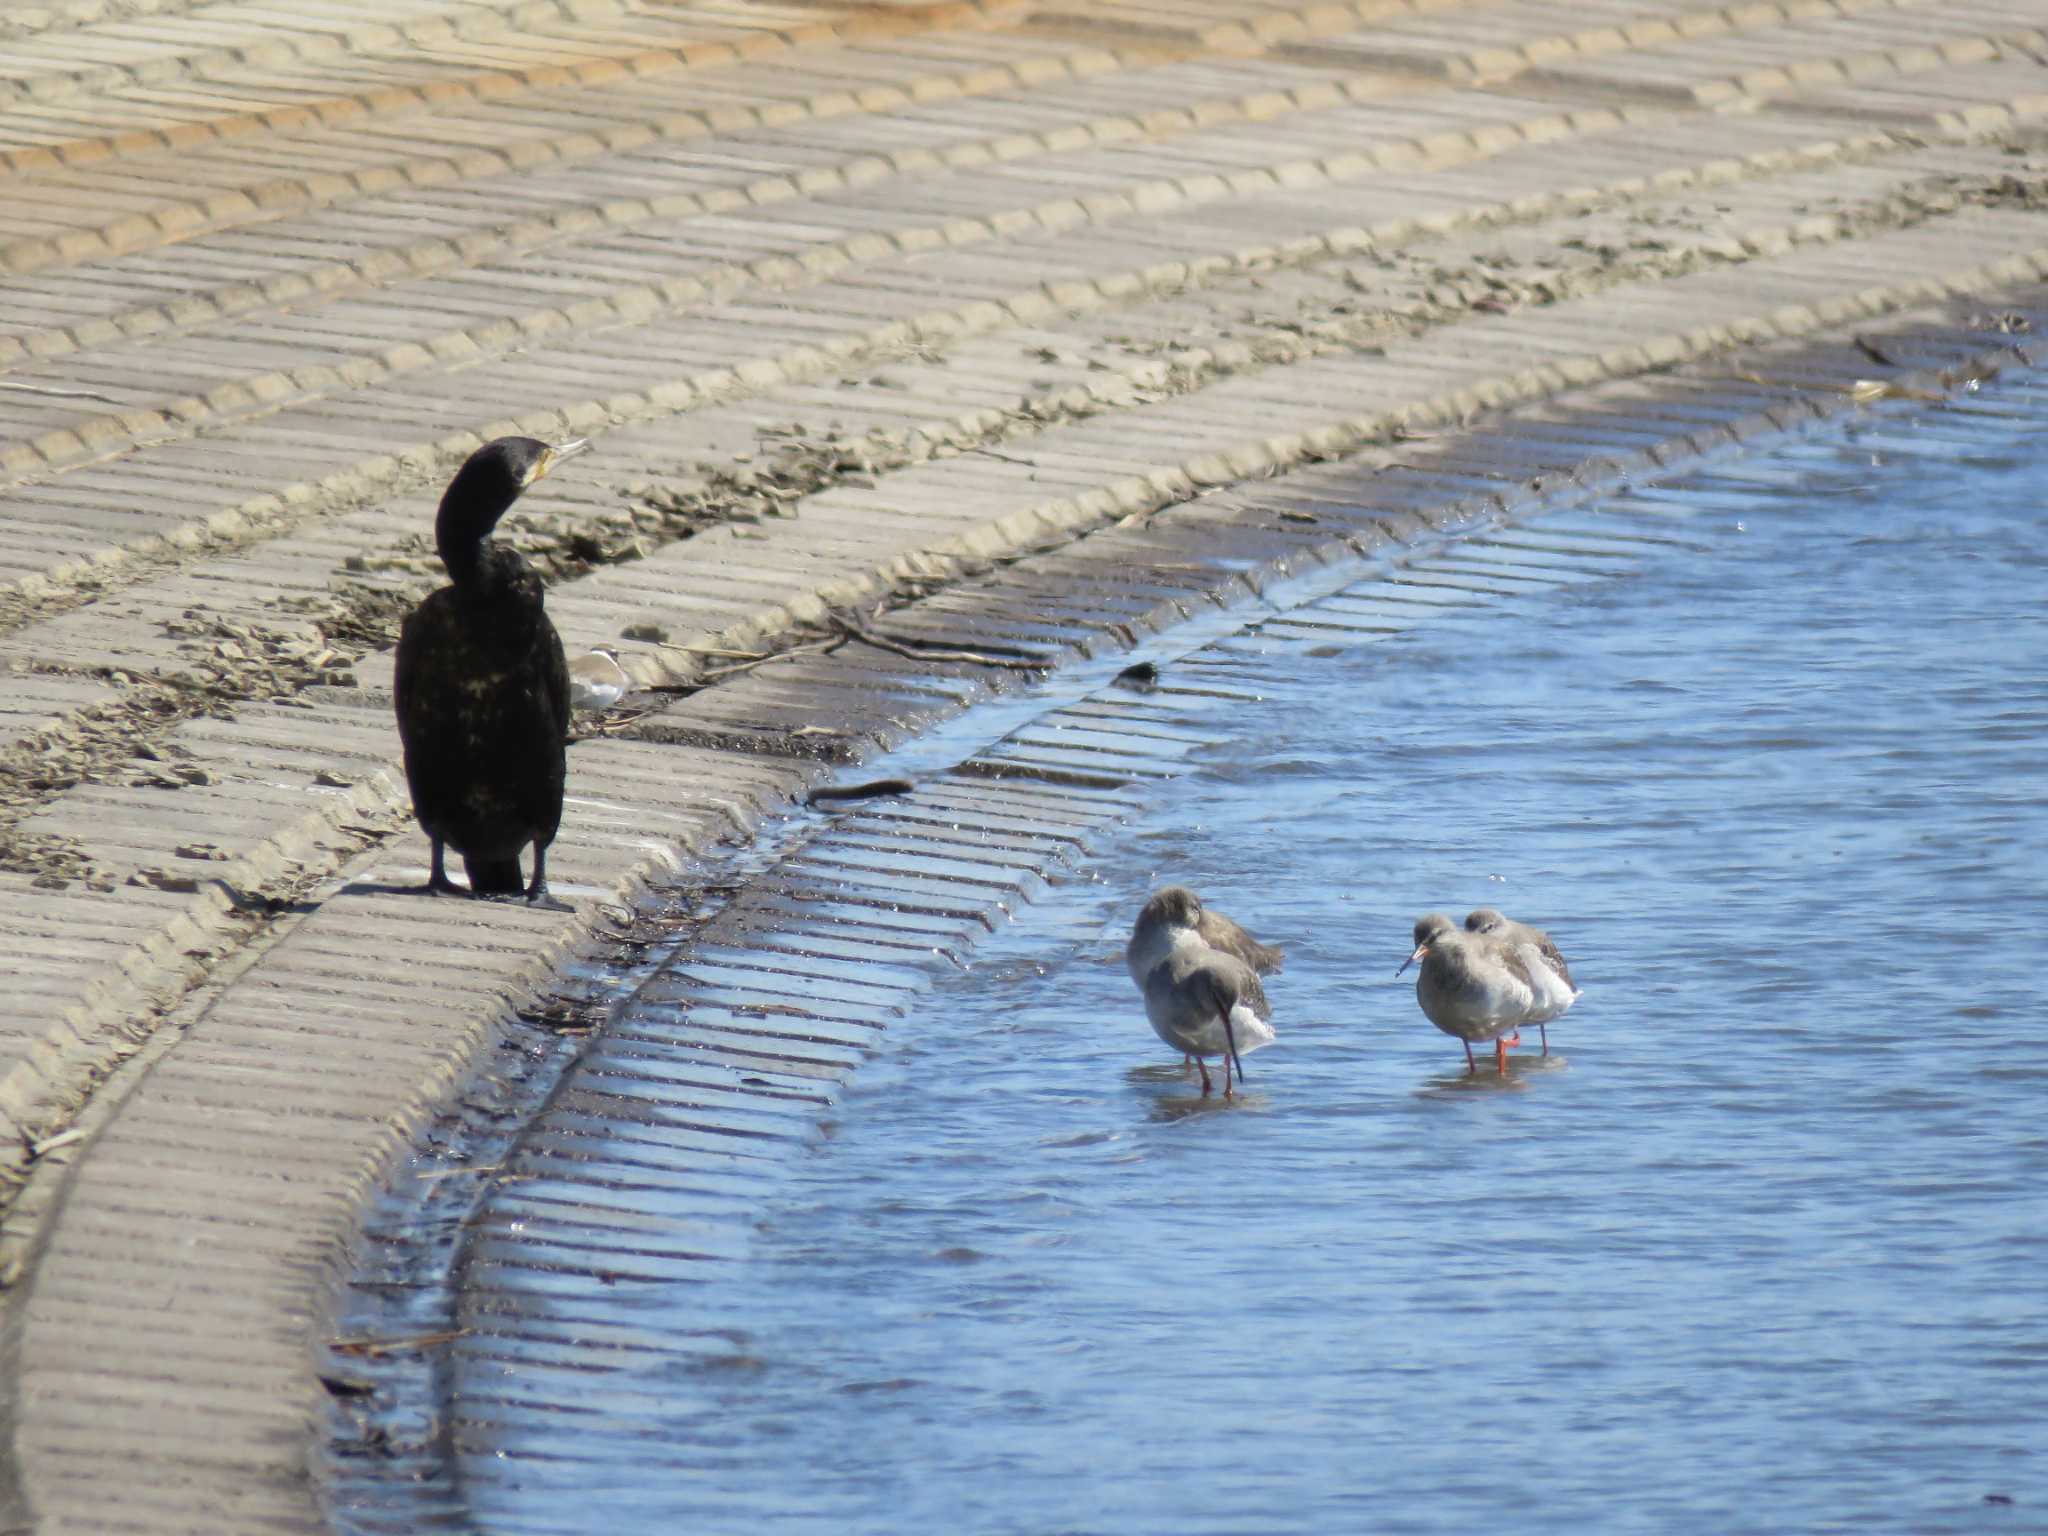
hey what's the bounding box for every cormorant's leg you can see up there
[426,838,460,896]
[521,844,573,913]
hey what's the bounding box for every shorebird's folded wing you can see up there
[1217,959,1271,1023]
[1535,932,1578,993]
[1198,907,1284,975]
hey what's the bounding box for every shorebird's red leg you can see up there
[1463,1041,1476,1074]
[1222,1048,1235,1100]
[1197,1058,1213,1097]
[1495,1034,1520,1075]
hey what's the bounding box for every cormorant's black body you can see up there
[393,436,584,902]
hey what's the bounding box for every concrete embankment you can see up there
[1,2,2045,1530]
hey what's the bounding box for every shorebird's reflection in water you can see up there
[1416,1051,1569,1099]
[1124,1063,1264,1120]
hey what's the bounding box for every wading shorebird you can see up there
[1464,908,1580,1054]
[1125,884,1283,990]
[1128,886,1279,1097]
[1398,913,1537,1075]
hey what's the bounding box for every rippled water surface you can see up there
[470,389,2048,1533]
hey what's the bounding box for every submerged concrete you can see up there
[1,2,2047,1530]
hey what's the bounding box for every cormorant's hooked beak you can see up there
[527,438,591,485]
[1395,942,1427,978]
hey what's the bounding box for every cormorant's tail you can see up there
[463,854,524,896]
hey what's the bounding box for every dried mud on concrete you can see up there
[2,2,2048,1532]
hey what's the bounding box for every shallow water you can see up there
[464,386,2048,1533]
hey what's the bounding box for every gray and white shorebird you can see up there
[1464,907,1579,1054]
[1398,913,1536,1075]
[1127,886,1279,1098]
[568,645,629,712]
[1125,884,1284,991]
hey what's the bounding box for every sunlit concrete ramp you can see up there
[1,0,2046,1530]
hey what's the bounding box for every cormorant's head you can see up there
[435,435,590,575]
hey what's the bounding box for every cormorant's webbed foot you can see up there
[521,849,571,912]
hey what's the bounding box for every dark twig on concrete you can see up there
[832,617,1048,671]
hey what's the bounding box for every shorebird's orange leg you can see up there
[1197,1057,1213,1097]
[1494,1033,1520,1074]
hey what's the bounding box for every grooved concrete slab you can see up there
[3,2,2048,1532]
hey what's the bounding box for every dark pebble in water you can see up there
[933,1247,985,1264]
[1115,660,1160,687]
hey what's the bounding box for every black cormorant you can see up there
[394,435,589,904]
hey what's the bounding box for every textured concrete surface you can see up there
[1,1,2047,1530]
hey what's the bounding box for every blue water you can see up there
[465,390,2048,1533]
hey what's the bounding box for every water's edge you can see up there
[317,306,2048,1533]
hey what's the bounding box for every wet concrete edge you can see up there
[311,287,2048,1530]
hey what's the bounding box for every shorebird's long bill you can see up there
[1221,1008,1245,1086]
[1395,943,1427,978]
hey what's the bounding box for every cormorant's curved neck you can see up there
[436,485,516,587]
[438,527,485,587]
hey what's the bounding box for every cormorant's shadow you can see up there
[338,879,439,898]
[337,877,572,912]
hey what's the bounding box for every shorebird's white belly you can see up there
[1517,946,1581,1023]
